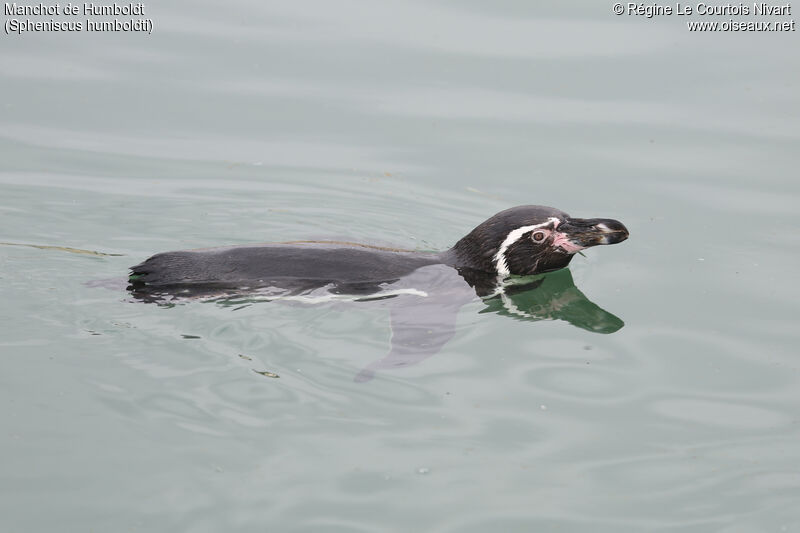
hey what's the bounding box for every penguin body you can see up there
[130,242,443,297]
[130,205,628,297]
[128,205,629,380]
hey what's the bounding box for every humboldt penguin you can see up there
[128,205,629,380]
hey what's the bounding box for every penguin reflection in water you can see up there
[129,205,629,381]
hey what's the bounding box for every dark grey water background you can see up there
[1,1,798,531]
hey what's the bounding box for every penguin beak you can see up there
[553,218,629,252]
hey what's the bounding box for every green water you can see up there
[2,1,799,531]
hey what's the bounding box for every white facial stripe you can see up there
[493,217,559,277]
[595,223,610,231]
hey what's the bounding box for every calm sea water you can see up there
[2,1,799,532]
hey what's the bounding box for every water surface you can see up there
[1,1,799,531]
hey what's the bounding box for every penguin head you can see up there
[449,205,629,277]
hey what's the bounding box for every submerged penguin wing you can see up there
[354,264,477,382]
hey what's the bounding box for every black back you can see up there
[129,243,444,297]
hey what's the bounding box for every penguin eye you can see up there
[531,230,548,243]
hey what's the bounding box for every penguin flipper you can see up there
[354,293,470,382]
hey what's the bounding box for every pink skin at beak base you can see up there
[552,232,585,254]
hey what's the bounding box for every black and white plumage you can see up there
[445,205,628,279]
[129,205,629,380]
